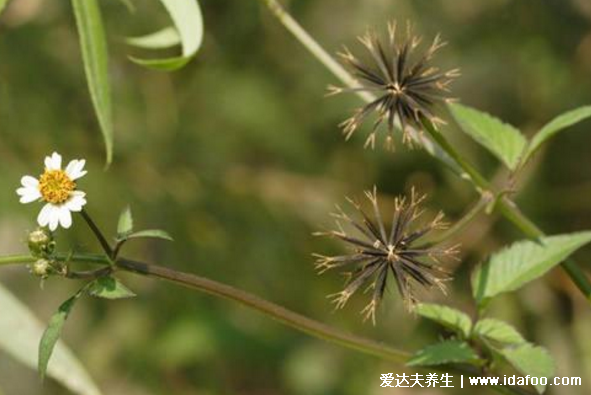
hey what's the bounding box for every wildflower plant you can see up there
[2,2,591,395]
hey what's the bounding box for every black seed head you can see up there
[314,187,457,324]
[330,22,459,150]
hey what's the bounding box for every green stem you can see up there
[66,266,113,280]
[80,209,113,259]
[116,258,534,395]
[421,194,492,246]
[420,119,490,189]
[422,119,591,300]
[0,255,37,266]
[4,253,408,362]
[0,252,535,394]
[261,0,373,102]
[424,118,591,298]
[116,258,409,362]
[258,0,591,300]
[0,253,108,267]
[111,240,125,261]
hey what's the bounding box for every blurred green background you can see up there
[1,0,591,394]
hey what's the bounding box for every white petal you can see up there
[37,203,54,227]
[65,159,87,180]
[65,160,78,178]
[65,160,77,173]
[21,176,39,188]
[66,192,87,212]
[17,186,41,204]
[45,152,62,170]
[76,159,87,174]
[48,206,60,231]
[58,206,72,228]
[72,190,86,198]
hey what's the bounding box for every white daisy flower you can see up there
[17,152,88,231]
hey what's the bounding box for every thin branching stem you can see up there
[116,258,410,362]
[420,194,492,247]
[115,258,535,395]
[0,252,534,395]
[66,266,113,280]
[0,253,107,267]
[262,0,373,102]
[0,255,38,266]
[2,252,410,362]
[421,120,591,299]
[111,240,125,260]
[80,209,113,259]
[258,0,591,301]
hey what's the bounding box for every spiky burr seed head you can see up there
[330,22,459,150]
[314,187,458,324]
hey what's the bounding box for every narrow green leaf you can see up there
[129,0,203,71]
[0,284,101,395]
[524,106,591,163]
[449,103,527,170]
[472,231,591,304]
[127,229,173,241]
[474,318,525,345]
[407,340,480,367]
[498,344,555,394]
[415,303,472,338]
[0,0,9,14]
[117,206,134,237]
[39,293,82,380]
[71,0,114,164]
[126,26,181,49]
[87,276,136,299]
[129,56,192,71]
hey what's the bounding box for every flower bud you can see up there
[30,259,52,279]
[27,228,55,257]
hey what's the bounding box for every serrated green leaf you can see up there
[473,231,591,304]
[71,0,113,165]
[498,344,555,394]
[449,103,527,170]
[0,284,101,395]
[129,0,203,71]
[39,292,83,380]
[415,303,472,338]
[524,106,591,163]
[407,340,480,367]
[474,318,525,345]
[87,276,136,299]
[127,26,181,49]
[117,206,134,237]
[127,229,173,241]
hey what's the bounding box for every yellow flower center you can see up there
[38,169,76,204]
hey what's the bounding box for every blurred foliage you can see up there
[1,0,591,394]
